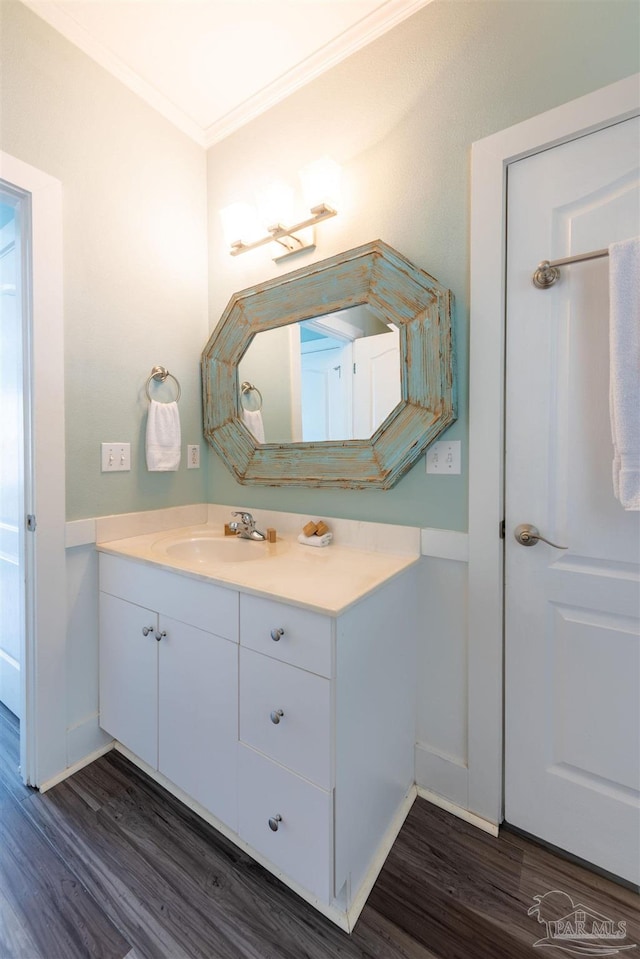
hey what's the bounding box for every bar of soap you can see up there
[303,520,318,537]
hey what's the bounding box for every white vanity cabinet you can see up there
[99,554,239,830]
[98,545,418,930]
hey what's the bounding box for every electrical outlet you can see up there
[426,440,461,475]
[101,442,131,472]
[187,444,200,469]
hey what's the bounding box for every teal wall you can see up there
[206,0,640,530]
[1,1,638,526]
[0,1,210,520]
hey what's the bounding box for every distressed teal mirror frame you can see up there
[202,240,456,489]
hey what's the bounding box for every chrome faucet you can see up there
[229,511,266,541]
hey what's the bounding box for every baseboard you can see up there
[345,784,418,932]
[417,786,499,837]
[415,741,469,808]
[66,712,113,767]
[38,740,115,793]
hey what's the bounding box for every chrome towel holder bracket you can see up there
[145,365,181,403]
[240,380,263,412]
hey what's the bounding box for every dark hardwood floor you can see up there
[1,701,638,958]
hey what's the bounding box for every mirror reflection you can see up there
[238,305,401,444]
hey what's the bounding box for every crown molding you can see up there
[20,0,433,149]
[202,0,435,148]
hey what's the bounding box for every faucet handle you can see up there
[232,510,254,525]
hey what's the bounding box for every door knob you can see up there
[142,625,155,636]
[268,814,282,832]
[514,524,567,550]
[155,629,167,642]
[270,709,284,724]
[270,627,284,642]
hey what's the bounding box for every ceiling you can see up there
[22,0,432,147]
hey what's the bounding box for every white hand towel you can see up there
[609,236,640,510]
[146,400,181,471]
[297,532,333,548]
[242,408,265,444]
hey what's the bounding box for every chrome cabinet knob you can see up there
[514,523,567,550]
[142,625,155,636]
[270,627,284,642]
[268,814,282,832]
[155,630,167,642]
[270,709,284,725]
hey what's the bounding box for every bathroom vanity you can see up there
[97,522,419,931]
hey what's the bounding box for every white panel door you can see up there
[352,327,401,438]
[158,617,238,830]
[504,117,640,884]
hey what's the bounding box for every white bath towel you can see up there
[146,400,181,471]
[242,408,265,444]
[297,532,333,548]
[609,236,640,510]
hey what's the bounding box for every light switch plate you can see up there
[426,440,461,474]
[101,442,131,472]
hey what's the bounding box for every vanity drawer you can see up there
[240,594,332,677]
[238,744,332,903]
[100,554,239,641]
[239,648,331,789]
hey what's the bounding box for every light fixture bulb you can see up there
[219,201,261,247]
[256,180,295,231]
[299,156,342,210]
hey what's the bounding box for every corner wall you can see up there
[205,0,639,530]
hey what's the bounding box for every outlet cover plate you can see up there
[187,444,200,469]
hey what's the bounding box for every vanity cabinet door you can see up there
[99,592,158,769]
[158,617,238,830]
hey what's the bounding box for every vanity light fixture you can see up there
[221,158,340,262]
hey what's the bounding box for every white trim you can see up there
[417,787,499,837]
[65,518,96,549]
[468,74,640,824]
[20,0,434,148]
[415,742,468,809]
[420,527,468,562]
[202,0,435,147]
[1,153,66,788]
[38,740,114,794]
[344,785,417,932]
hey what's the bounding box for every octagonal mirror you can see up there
[202,240,456,489]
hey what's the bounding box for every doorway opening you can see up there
[0,183,30,785]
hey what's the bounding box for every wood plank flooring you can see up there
[1,701,638,958]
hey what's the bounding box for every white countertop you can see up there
[96,524,419,615]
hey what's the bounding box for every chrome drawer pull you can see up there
[270,627,284,642]
[155,630,167,642]
[268,814,282,832]
[142,625,155,637]
[270,709,284,725]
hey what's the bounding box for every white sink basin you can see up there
[153,531,289,565]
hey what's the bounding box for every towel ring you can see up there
[145,365,181,403]
[240,380,263,412]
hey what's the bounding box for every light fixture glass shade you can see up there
[299,156,342,210]
[256,179,295,230]
[219,202,261,246]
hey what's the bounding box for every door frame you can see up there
[467,74,640,825]
[0,152,66,787]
